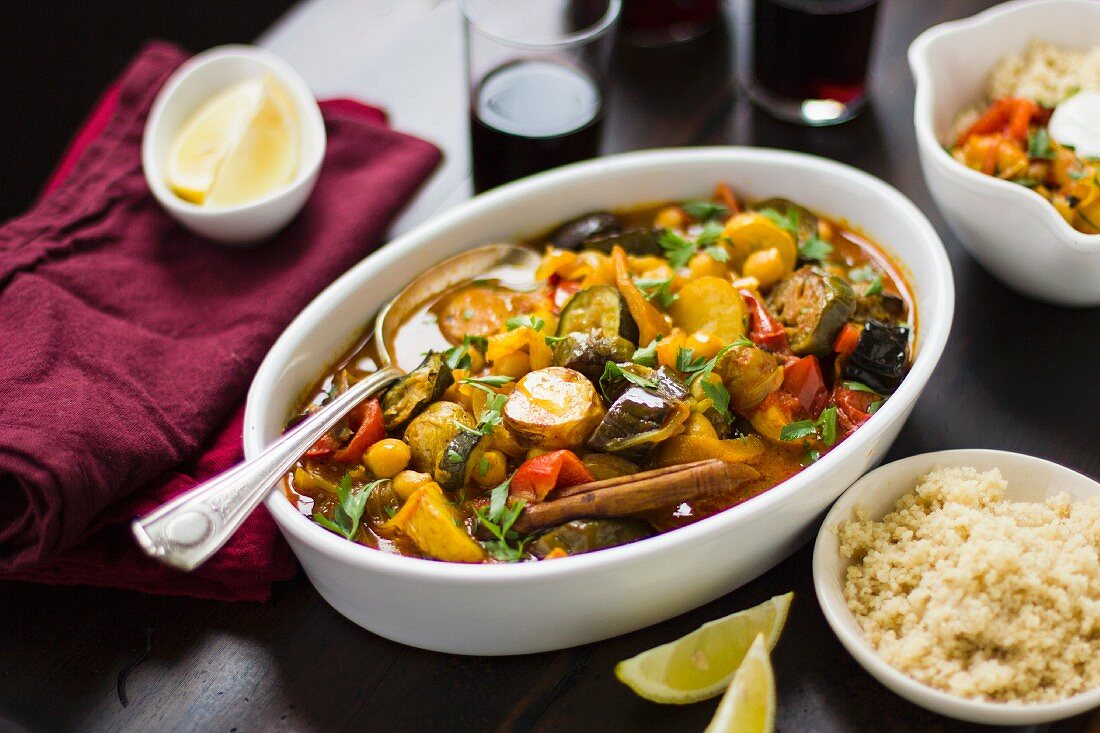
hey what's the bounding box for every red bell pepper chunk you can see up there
[782,355,828,416]
[510,450,594,503]
[833,384,877,437]
[833,322,861,356]
[332,398,385,463]
[305,433,341,458]
[740,289,789,354]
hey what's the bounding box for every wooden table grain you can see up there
[3,1,1098,732]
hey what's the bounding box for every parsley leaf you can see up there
[842,380,878,394]
[798,236,833,263]
[599,361,659,399]
[675,347,707,374]
[544,334,569,347]
[486,474,513,524]
[445,448,464,464]
[505,315,545,332]
[701,379,732,421]
[462,375,514,388]
[475,474,529,562]
[862,273,884,297]
[1027,127,1054,160]
[683,200,730,222]
[779,420,817,441]
[759,207,800,236]
[632,337,661,368]
[635,277,678,308]
[848,264,877,282]
[702,244,730,263]
[312,475,380,541]
[780,406,840,448]
[477,456,490,477]
[659,230,697,269]
[695,220,726,247]
[444,336,488,370]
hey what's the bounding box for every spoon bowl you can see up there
[132,243,538,570]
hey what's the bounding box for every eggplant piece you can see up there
[842,319,910,395]
[581,453,640,481]
[587,386,688,457]
[767,266,856,357]
[557,284,640,344]
[503,367,606,449]
[754,197,818,246]
[381,352,454,431]
[601,364,688,404]
[715,344,785,413]
[435,428,487,492]
[530,518,653,558]
[549,211,621,251]
[404,401,473,474]
[854,291,907,326]
[582,227,665,257]
[552,332,635,382]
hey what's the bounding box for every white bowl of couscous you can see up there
[814,449,1100,726]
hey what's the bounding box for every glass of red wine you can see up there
[737,0,880,126]
[461,0,621,193]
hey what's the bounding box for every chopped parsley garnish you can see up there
[456,382,509,436]
[1027,127,1054,160]
[312,474,383,541]
[474,475,529,562]
[599,361,659,399]
[544,334,569,347]
[477,456,490,477]
[842,380,878,394]
[682,200,730,222]
[445,448,463,464]
[848,264,877,282]
[505,314,545,332]
[631,337,661,368]
[780,405,839,448]
[701,379,732,421]
[444,335,488,370]
[798,236,833,263]
[862,273,884,297]
[462,374,514,388]
[759,206,801,236]
[659,223,729,269]
[659,230,697,269]
[634,277,678,308]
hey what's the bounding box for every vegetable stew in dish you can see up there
[283,184,915,563]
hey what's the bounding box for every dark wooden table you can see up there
[2,1,1098,731]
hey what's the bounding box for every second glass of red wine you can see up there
[738,0,880,126]
[461,0,621,193]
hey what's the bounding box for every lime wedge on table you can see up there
[703,633,776,733]
[615,592,791,705]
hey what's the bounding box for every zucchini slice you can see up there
[381,352,454,431]
[767,266,856,357]
[557,285,640,344]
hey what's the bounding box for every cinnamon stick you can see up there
[513,459,759,534]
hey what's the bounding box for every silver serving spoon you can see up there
[132,244,541,572]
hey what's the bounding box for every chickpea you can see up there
[365,438,411,478]
[742,248,786,289]
[687,250,728,280]
[392,469,431,501]
[472,449,508,487]
[654,205,688,231]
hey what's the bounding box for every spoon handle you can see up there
[131,366,402,572]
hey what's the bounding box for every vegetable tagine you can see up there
[283,184,914,563]
[951,96,1100,234]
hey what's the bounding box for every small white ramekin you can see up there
[141,44,326,245]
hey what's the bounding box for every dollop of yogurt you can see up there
[1048,91,1100,160]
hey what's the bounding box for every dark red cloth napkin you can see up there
[0,42,442,601]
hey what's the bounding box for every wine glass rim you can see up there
[459,0,621,50]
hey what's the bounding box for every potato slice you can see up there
[668,276,746,344]
[385,482,485,563]
[503,367,605,450]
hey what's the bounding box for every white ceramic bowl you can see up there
[141,45,326,244]
[909,0,1100,307]
[243,148,954,655]
[814,449,1100,725]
